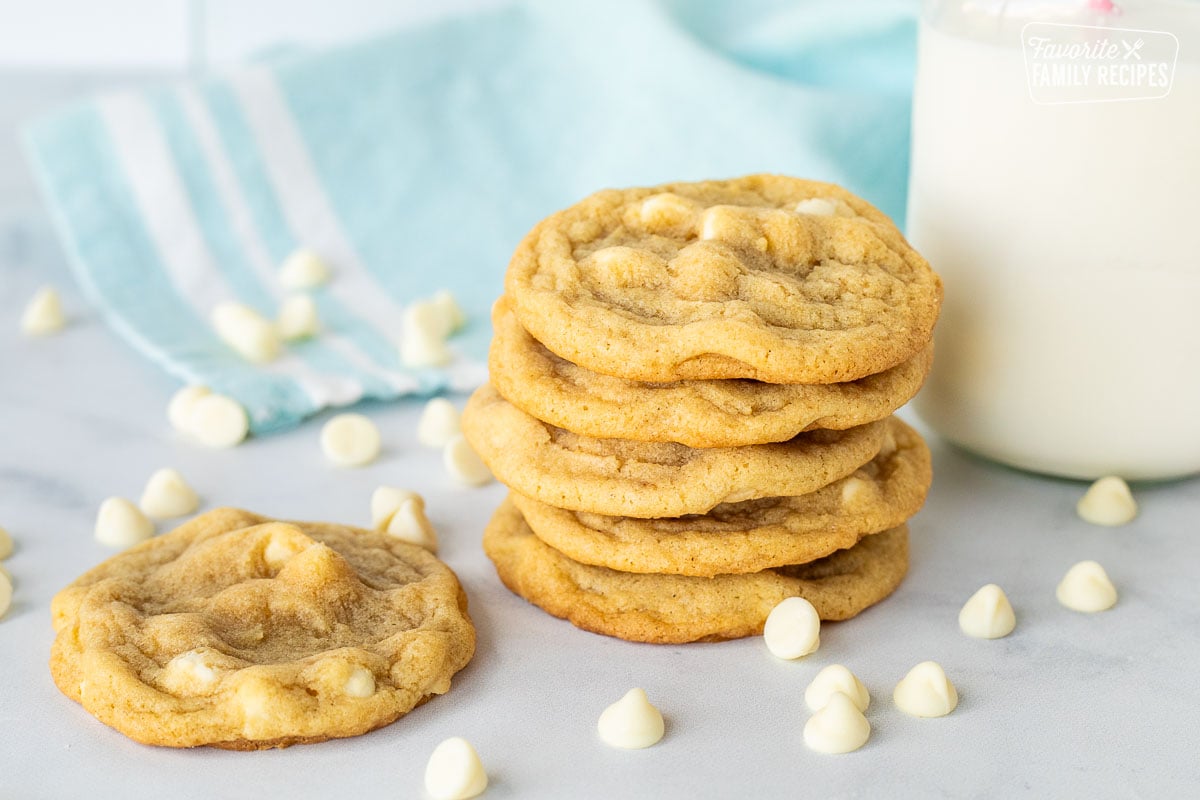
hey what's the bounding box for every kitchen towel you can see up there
[23,0,918,433]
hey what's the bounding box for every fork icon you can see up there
[1122,38,1145,60]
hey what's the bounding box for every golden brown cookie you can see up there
[512,417,929,577]
[484,498,909,643]
[490,295,933,446]
[462,384,887,518]
[50,508,475,749]
[504,174,942,384]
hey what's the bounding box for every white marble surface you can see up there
[3,78,1200,800]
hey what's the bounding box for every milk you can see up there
[907,8,1200,480]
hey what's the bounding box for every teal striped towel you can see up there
[24,0,917,433]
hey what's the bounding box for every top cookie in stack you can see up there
[465,174,942,643]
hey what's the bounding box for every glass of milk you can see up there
[908,0,1200,480]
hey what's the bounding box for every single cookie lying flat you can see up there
[489,296,933,447]
[50,508,475,749]
[462,385,886,518]
[512,417,929,577]
[484,498,908,644]
[504,174,942,384]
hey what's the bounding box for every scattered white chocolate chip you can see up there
[803,692,871,754]
[371,487,421,529]
[1076,476,1138,527]
[167,385,211,433]
[277,248,330,290]
[211,302,282,364]
[959,583,1016,639]
[0,524,12,560]
[400,303,453,368]
[805,665,870,713]
[597,688,665,749]
[762,596,820,660]
[386,498,439,552]
[187,393,249,448]
[424,737,488,800]
[893,661,958,718]
[430,290,466,335]
[1056,560,1118,612]
[794,198,838,216]
[0,571,12,620]
[20,286,66,336]
[443,434,492,487]
[165,650,219,689]
[94,497,155,549]
[139,468,200,519]
[343,666,376,698]
[320,413,381,467]
[417,397,462,448]
[276,295,321,341]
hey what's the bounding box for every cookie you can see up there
[512,417,929,577]
[461,384,887,518]
[490,295,933,446]
[50,508,475,749]
[483,498,909,643]
[504,174,942,384]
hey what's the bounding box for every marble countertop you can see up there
[3,75,1199,800]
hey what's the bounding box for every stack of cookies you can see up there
[463,175,942,644]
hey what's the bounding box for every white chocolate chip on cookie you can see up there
[139,468,200,520]
[444,434,492,487]
[211,302,282,364]
[794,197,838,216]
[1076,476,1137,527]
[95,497,155,549]
[637,192,696,230]
[597,688,665,749]
[894,661,958,718]
[343,666,376,698]
[1057,560,1117,612]
[803,692,871,754]
[278,248,330,290]
[763,596,820,660]
[958,584,1016,639]
[320,413,381,467]
[188,394,249,448]
[417,398,461,448]
[425,737,488,800]
[163,650,221,692]
[276,295,321,341]
[20,286,66,336]
[805,665,869,713]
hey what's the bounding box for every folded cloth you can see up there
[23,0,917,433]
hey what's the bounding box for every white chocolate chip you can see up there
[320,413,381,467]
[139,468,200,519]
[430,290,466,335]
[1056,560,1118,612]
[276,295,321,341]
[400,303,453,367]
[840,476,874,506]
[638,193,695,229]
[386,498,439,552]
[805,665,869,713]
[236,678,273,724]
[343,666,376,698]
[803,692,871,754]
[443,434,492,487]
[893,661,958,718]
[0,525,12,560]
[211,302,282,364]
[424,737,488,800]
[417,398,461,448]
[370,487,421,529]
[1076,476,1137,527]
[20,286,66,336]
[958,583,1016,639]
[94,497,155,549]
[794,198,838,216]
[263,536,304,570]
[597,688,665,749]
[187,394,249,448]
[277,248,330,290]
[167,385,211,433]
[0,571,12,620]
[762,596,820,660]
[165,650,220,689]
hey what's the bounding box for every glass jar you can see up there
[907,0,1200,480]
